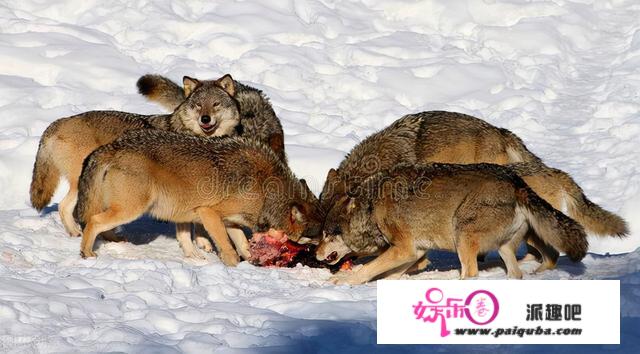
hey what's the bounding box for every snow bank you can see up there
[0,211,638,352]
[0,0,639,351]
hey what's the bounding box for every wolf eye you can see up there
[213,102,220,107]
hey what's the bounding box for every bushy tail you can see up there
[562,176,629,237]
[510,162,628,238]
[30,136,60,211]
[73,150,109,227]
[517,187,588,262]
[137,74,185,111]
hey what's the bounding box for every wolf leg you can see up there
[525,230,559,273]
[522,229,542,261]
[176,223,205,260]
[383,250,427,280]
[499,241,523,279]
[59,184,82,237]
[197,207,240,266]
[496,223,527,279]
[193,223,213,252]
[407,254,431,274]
[331,243,419,285]
[457,236,480,279]
[226,227,251,260]
[80,205,140,258]
[195,236,213,253]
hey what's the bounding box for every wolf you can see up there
[137,74,286,161]
[318,111,628,260]
[30,74,239,241]
[319,111,541,212]
[73,130,323,264]
[315,163,588,284]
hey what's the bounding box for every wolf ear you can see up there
[291,205,306,225]
[325,168,344,193]
[300,178,312,192]
[216,74,236,97]
[299,178,308,191]
[183,76,200,97]
[326,168,338,183]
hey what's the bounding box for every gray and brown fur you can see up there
[316,163,588,284]
[320,111,540,211]
[73,130,323,264]
[509,162,628,237]
[30,75,240,239]
[319,111,628,249]
[137,74,286,161]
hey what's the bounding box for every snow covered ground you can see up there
[0,0,638,352]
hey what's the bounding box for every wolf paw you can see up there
[507,270,524,279]
[236,244,251,261]
[329,271,363,285]
[66,224,82,237]
[80,249,97,258]
[183,247,206,260]
[195,237,213,253]
[220,251,240,267]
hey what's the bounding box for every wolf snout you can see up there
[200,115,211,124]
[199,115,218,133]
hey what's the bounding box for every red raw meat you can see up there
[249,229,308,267]
[248,229,351,272]
[339,259,353,271]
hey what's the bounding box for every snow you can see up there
[0,0,638,352]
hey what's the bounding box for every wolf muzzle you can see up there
[199,115,218,133]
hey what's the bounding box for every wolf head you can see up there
[316,194,379,264]
[171,74,240,137]
[255,178,324,245]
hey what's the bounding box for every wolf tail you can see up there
[73,149,110,227]
[137,74,185,111]
[560,173,629,237]
[30,124,61,211]
[517,186,588,262]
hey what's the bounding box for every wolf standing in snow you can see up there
[137,74,286,161]
[319,111,627,269]
[73,130,323,264]
[30,74,240,243]
[316,163,589,284]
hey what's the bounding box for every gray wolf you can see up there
[30,74,240,240]
[73,130,323,265]
[318,111,627,263]
[316,163,588,284]
[137,74,286,161]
